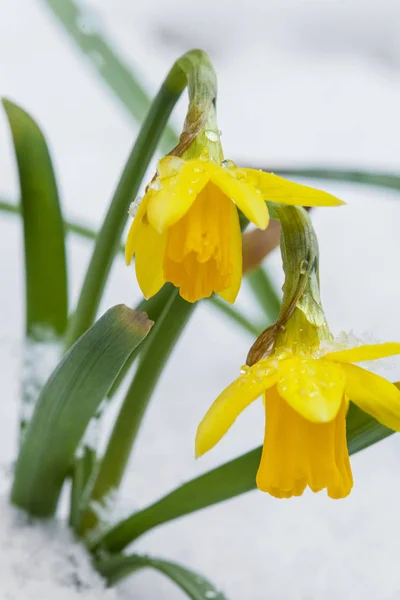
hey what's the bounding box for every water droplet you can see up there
[205,129,219,142]
[221,159,237,169]
[193,167,203,173]
[128,196,142,218]
[233,169,247,181]
[149,179,162,191]
[188,189,194,195]
[240,365,250,375]
[300,260,309,274]
[205,592,218,599]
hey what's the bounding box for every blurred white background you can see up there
[1,1,400,598]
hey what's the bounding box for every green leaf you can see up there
[43,0,177,154]
[96,553,227,599]
[2,99,68,338]
[95,400,394,553]
[2,98,69,437]
[11,305,153,517]
[274,167,400,191]
[245,266,281,323]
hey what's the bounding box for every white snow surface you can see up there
[2,1,400,599]
[0,496,116,600]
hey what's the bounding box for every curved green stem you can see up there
[65,49,217,348]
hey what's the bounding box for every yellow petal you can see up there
[257,389,352,499]
[125,194,150,265]
[195,360,278,457]
[218,200,242,304]
[211,166,269,229]
[277,358,346,423]
[242,169,344,207]
[342,363,400,431]
[324,342,400,364]
[134,222,167,299]
[147,160,211,233]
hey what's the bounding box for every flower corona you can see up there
[126,155,343,303]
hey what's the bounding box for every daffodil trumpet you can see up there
[196,205,400,499]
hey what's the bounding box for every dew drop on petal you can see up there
[221,159,237,170]
[128,196,142,218]
[149,179,162,191]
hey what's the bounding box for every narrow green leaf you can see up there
[96,553,227,600]
[2,99,69,436]
[95,400,395,552]
[2,99,68,338]
[274,167,400,191]
[11,305,153,517]
[246,266,281,323]
[43,0,177,154]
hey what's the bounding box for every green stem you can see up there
[65,49,215,348]
[81,291,195,532]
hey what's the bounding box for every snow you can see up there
[0,497,116,600]
[1,0,400,599]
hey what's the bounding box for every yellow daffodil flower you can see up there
[125,155,343,303]
[196,337,400,499]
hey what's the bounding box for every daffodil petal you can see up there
[278,358,346,423]
[211,166,269,229]
[195,360,278,457]
[218,200,242,304]
[342,363,400,431]
[324,342,400,363]
[242,169,344,207]
[125,194,150,265]
[147,161,210,233]
[134,223,167,299]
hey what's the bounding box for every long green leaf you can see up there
[11,305,153,517]
[96,553,227,600]
[2,99,68,338]
[2,99,69,435]
[43,0,177,154]
[95,401,394,552]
